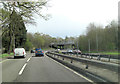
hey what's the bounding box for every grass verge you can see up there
[0,53,14,58]
[83,51,120,55]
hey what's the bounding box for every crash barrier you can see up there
[46,52,117,83]
[61,52,119,62]
[82,53,119,60]
[48,52,119,73]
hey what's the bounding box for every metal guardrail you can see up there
[61,52,119,62]
[48,52,119,73]
[46,52,117,83]
[82,53,119,60]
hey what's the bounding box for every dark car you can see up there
[35,48,44,56]
[31,50,35,53]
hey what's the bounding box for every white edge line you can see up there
[19,63,27,75]
[47,56,94,83]
[0,59,8,63]
[27,57,31,62]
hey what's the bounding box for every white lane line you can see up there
[19,63,27,75]
[0,59,8,63]
[27,57,31,62]
[47,56,94,83]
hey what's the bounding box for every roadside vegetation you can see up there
[100,52,120,55]
[1,1,49,53]
[0,53,13,58]
[0,1,119,57]
[82,51,119,55]
[77,21,118,52]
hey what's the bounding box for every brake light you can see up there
[23,52,24,54]
[42,51,44,53]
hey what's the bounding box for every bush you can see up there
[24,39,33,51]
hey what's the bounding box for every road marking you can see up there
[19,63,27,75]
[27,57,31,62]
[47,56,94,83]
[0,59,8,63]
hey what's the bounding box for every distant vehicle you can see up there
[73,50,82,54]
[31,49,35,53]
[57,49,60,51]
[67,49,73,54]
[35,48,44,56]
[14,48,26,58]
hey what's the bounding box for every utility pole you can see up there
[88,39,90,56]
[85,39,90,69]
[77,41,78,57]
[96,31,98,52]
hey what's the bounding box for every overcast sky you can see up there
[26,0,119,38]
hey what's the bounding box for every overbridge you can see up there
[49,41,75,49]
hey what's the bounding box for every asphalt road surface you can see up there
[1,52,92,82]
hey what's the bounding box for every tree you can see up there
[1,1,49,53]
[78,35,88,51]
[86,23,97,51]
[2,10,27,52]
[24,39,33,51]
[26,32,58,49]
[77,20,118,52]
[103,20,118,51]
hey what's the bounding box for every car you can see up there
[67,49,73,54]
[14,48,26,58]
[31,49,35,53]
[35,48,44,56]
[57,49,60,51]
[73,50,82,54]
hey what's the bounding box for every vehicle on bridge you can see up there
[73,50,82,54]
[35,48,44,56]
[67,49,73,54]
[14,48,26,58]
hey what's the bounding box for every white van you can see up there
[14,48,26,58]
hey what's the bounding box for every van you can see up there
[14,48,26,58]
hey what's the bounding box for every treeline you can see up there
[25,20,118,52]
[26,32,76,50]
[77,20,118,52]
[25,32,56,50]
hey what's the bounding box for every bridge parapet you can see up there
[50,41,75,49]
[50,41,75,45]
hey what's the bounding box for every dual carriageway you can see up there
[0,50,119,84]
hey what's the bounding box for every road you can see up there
[1,52,92,83]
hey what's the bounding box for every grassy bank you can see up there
[83,51,120,55]
[0,53,14,58]
[100,52,119,55]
